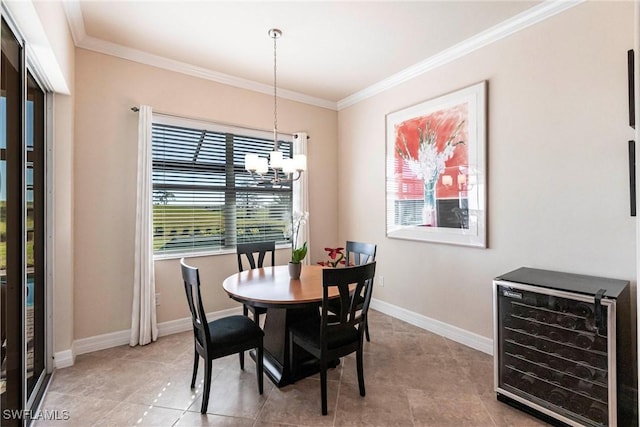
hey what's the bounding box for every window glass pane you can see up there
[26,72,45,398]
[152,120,293,255]
[1,16,22,416]
[236,191,291,244]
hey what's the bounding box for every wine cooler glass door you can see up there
[495,282,614,426]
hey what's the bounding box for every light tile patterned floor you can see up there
[35,310,548,426]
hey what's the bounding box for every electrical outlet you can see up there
[377,275,384,287]
[155,293,160,306]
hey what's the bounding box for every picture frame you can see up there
[629,140,636,217]
[385,81,487,247]
[628,50,635,129]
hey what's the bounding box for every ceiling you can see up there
[66,1,552,108]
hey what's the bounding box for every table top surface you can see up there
[223,264,339,305]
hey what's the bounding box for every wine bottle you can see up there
[515,332,534,347]
[547,296,568,313]
[503,367,520,387]
[591,383,608,402]
[524,321,540,335]
[577,379,595,397]
[574,333,595,349]
[558,347,578,361]
[573,363,595,380]
[549,371,577,388]
[518,374,536,394]
[548,387,569,407]
[587,402,608,424]
[592,336,608,352]
[560,371,579,388]
[547,328,569,343]
[557,314,578,329]
[567,395,589,416]
[523,349,540,364]
[548,355,565,371]
[572,302,594,317]
[535,311,552,324]
[537,338,554,353]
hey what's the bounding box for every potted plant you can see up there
[287,211,308,279]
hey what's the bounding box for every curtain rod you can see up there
[130,106,310,140]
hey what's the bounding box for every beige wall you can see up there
[338,1,636,339]
[73,50,338,338]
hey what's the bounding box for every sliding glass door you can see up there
[1,16,26,423]
[1,16,50,426]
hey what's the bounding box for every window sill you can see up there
[153,243,292,261]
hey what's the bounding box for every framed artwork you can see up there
[385,81,487,247]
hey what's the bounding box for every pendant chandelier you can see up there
[244,28,307,184]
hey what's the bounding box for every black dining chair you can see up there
[236,241,275,326]
[327,240,377,341]
[289,261,377,415]
[180,258,264,414]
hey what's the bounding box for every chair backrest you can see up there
[345,241,377,266]
[180,258,210,354]
[321,262,377,341]
[236,241,276,272]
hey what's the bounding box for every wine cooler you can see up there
[494,267,637,426]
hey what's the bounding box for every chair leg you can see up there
[190,350,199,389]
[201,359,212,414]
[356,347,366,397]
[243,304,248,317]
[239,351,245,370]
[256,343,264,394]
[320,359,328,416]
[365,319,370,342]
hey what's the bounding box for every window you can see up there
[152,116,292,256]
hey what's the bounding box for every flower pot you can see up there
[288,262,302,279]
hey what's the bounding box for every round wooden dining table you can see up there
[222,264,337,387]
[223,264,341,308]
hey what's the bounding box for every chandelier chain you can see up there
[273,30,278,148]
[244,28,305,186]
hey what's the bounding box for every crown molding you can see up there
[336,0,584,110]
[62,0,85,46]
[62,0,582,112]
[79,34,338,110]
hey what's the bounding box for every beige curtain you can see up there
[130,105,158,346]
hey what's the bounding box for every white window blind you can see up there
[151,117,292,256]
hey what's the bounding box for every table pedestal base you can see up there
[252,305,338,387]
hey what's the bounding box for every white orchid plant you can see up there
[284,211,308,264]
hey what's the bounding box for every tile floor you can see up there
[35,310,547,426]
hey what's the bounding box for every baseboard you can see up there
[56,306,242,368]
[53,348,75,369]
[57,301,493,369]
[370,298,494,355]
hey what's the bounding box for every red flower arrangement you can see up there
[317,247,346,268]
